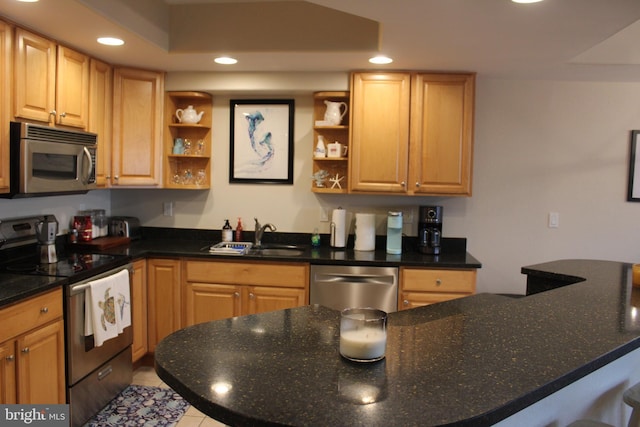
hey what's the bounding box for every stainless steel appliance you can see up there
[66,265,133,427]
[109,216,141,240]
[5,121,97,198]
[310,265,398,313]
[418,205,443,255]
[0,216,132,427]
[35,214,58,263]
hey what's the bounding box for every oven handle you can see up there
[70,265,133,293]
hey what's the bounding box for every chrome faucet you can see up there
[254,217,276,247]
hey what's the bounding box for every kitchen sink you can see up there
[248,244,307,257]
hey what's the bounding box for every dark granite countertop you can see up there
[99,227,482,269]
[155,259,640,426]
[0,273,65,307]
[0,227,479,310]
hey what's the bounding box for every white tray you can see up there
[208,241,253,255]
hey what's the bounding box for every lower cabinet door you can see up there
[0,340,16,404]
[184,283,242,326]
[17,320,65,404]
[245,286,307,315]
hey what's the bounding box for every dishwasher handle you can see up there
[314,272,396,285]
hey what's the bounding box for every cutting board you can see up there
[71,236,131,250]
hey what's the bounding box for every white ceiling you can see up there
[2,0,640,81]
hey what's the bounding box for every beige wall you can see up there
[2,73,639,295]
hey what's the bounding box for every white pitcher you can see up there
[323,100,348,125]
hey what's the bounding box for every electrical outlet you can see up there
[163,201,174,217]
[548,212,559,228]
[320,207,329,222]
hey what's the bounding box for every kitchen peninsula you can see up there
[155,259,640,426]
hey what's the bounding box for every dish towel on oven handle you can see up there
[84,268,131,347]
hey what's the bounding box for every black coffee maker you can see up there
[418,206,442,255]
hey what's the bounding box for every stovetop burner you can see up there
[2,253,126,279]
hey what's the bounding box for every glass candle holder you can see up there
[339,308,387,362]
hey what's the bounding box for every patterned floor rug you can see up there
[83,384,190,426]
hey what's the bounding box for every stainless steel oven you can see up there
[66,265,133,427]
[5,121,97,198]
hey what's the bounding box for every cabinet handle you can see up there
[49,110,56,116]
[6,355,14,362]
[234,292,240,298]
[249,293,255,299]
[416,182,420,187]
[106,175,111,179]
[114,176,119,181]
[21,347,29,354]
[40,307,49,314]
[401,181,406,187]
[403,299,409,306]
[435,279,442,286]
[59,112,66,118]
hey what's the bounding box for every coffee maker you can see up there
[418,206,442,255]
[36,215,58,264]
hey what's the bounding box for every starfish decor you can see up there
[329,173,344,189]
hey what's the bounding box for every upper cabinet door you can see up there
[0,20,13,194]
[56,45,89,129]
[410,73,475,196]
[112,67,164,187]
[14,28,56,124]
[89,58,113,187]
[349,72,411,193]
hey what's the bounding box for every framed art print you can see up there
[229,99,295,184]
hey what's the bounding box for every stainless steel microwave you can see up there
[5,122,98,198]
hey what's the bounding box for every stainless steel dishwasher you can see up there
[310,265,398,312]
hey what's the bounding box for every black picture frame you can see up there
[229,99,295,185]
[628,130,640,201]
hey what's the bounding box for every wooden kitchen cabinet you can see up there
[89,58,113,188]
[147,258,181,353]
[349,71,475,196]
[112,67,164,187]
[14,28,89,128]
[164,91,212,189]
[55,45,90,128]
[130,259,148,363]
[311,91,350,193]
[399,267,476,310]
[183,259,308,326]
[14,28,56,124]
[0,20,12,195]
[0,288,65,404]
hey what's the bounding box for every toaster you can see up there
[109,216,141,240]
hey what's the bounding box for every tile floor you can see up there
[132,366,227,427]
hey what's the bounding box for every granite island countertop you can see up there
[155,259,640,426]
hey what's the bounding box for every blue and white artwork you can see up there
[231,100,294,184]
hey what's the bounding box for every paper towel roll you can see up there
[330,208,347,249]
[354,213,376,251]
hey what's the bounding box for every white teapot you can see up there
[175,105,204,124]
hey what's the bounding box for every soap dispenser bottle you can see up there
[314,135,326,158]
[222,219,233,242]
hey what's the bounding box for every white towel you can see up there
[84,269,131,347]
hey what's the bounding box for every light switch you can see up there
[548,212,559,228]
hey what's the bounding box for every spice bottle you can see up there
[235,217,243,242]
[222,219,233,242]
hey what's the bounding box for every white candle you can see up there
[340,328,387,360]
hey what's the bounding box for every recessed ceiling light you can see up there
[97,37,124,46]
[214,56,238,65]
[16,0,39,2]
[512,0,544,3]
[369,55,393,65]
